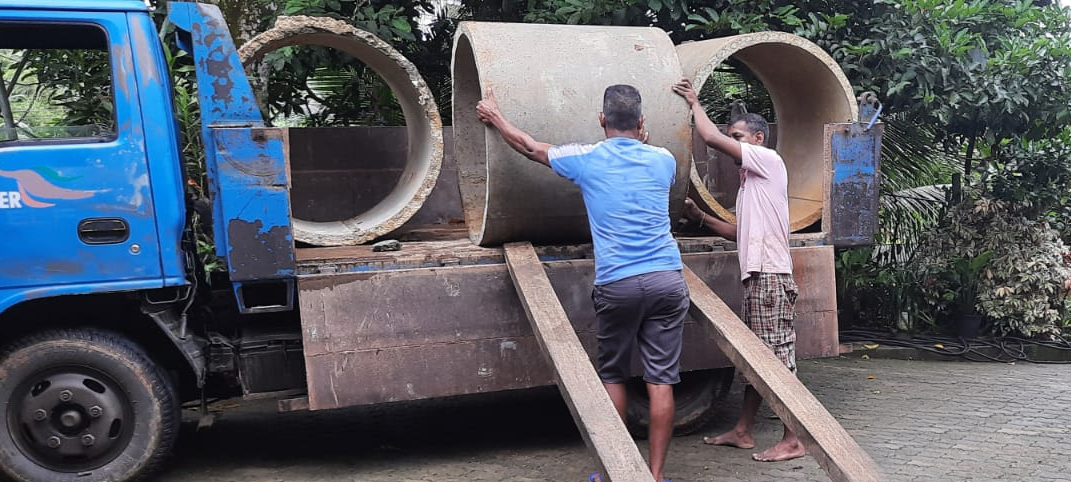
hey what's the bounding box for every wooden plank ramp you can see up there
[503,242,655,482]
[683,266,881,482]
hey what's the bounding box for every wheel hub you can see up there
[10,369,133,472]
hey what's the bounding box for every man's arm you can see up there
[476,90,552,166]
[684,198,737,241]
[672,79,742,162]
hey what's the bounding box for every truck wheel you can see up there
[625,368,734,438]
[0,329,179,482]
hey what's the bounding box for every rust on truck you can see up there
[288,126,840,411]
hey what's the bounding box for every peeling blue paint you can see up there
[830,124,883,248]
[0,7,174,313]
[212,128,295,283]
[170,3,296,298]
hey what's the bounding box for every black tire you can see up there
[0,329,179,482]
[625,368,734,438]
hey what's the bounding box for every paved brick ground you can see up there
[157,357,1071,482]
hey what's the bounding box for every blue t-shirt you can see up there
[549,137,682,285]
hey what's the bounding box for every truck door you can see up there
[0,14,164,292]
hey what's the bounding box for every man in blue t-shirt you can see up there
[477,85,688,482]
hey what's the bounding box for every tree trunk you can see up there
[962,132,977,178]
[0,62,17,139]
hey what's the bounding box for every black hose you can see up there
[840,329,1071,364]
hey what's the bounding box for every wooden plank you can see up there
[683,266,881,482]
[503,242,655,482]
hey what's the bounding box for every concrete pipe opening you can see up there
[677,32,858,232]
[239,16,443,246]
[452,22,693,246]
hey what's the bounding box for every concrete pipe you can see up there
[452,22,692,246]
[677,32,858,231]
[239,16,443,246]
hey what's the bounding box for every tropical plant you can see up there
[157,15,223,275]
[249,1,421,127]
[0,45,113,139]
[834,0,1071,176]
[980,128,1071,220]
[917,197,1071,337]
[924,251,993,316]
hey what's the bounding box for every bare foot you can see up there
[702,430,755,449]
[751,439,806,462]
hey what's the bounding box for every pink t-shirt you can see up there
[736,143,793,281]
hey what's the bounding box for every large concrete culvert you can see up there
[239,16,443,246]
[452,22,693,247]
[677,32,858,231]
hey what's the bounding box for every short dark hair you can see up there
[732,113,769,142]
[602,84,642,131]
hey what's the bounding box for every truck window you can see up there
[0,23,115,143]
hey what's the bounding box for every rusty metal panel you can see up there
[288,127,463,228]
[298,246,837,411]
[210,127,295,283]
[828,123,883,247]
[169,3,262,126]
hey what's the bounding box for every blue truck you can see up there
[0,2,881,481]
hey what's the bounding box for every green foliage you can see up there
[279,1,417,43]
[836,246,930,331]
[684,3,806,35]
[870,116,958,268]
[875,184,950,266]
[921,250,993,316]
[834,0,1071,171]
[523,0,690,27]
[249,0,422,126]
[255,45,407,127]
[696,70,775,124]
[0,47,113,139]
[980,128,1071,220]
[20,49,113,131]
[917,197,1071,337]
[157,15,223,275]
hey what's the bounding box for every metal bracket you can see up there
[857,91,883,131]
[142,307,208,387]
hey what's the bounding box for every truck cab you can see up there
[0,1,188,309]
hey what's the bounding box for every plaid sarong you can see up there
[741,272,798,382]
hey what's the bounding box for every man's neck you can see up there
[604,129,642,140]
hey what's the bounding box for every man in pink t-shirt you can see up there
[673,79,803,463]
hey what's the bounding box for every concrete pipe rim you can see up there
[239,16,444,246]
[450,26,490,246]
[452,21,692,246]
[680,31,857,232]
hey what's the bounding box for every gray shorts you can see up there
[592,270,689,385]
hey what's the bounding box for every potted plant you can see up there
[946,251,993,337]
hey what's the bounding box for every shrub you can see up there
[917,197,1071,337]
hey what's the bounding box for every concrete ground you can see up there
[157,356,1071,482]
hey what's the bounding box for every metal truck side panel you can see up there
[0,1,148,12]
[211,127,295,282]
[298,246,836,410]
[0,279,177,315]
[828,122,883,247]
[168,2,266,267]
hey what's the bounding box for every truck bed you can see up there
[293,226,837,411]
[294,224,828,275]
